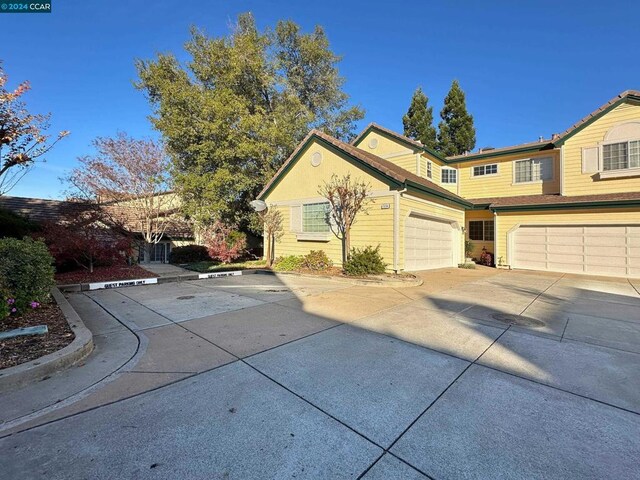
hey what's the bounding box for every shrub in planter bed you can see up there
[273,255,304,272]
[302,250,332,271]
[170,245,211,264]
[343,245,387,276]
[0,237,55,317]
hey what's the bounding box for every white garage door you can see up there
[404,214,454,271]
[513,224,640,278]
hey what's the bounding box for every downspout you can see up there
[393,187,408,273]
[559,145,565,196]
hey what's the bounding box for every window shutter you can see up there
[290,205,302,233]
[582,147,599,173]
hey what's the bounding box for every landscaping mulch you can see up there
[55,264,158,285]
[0,301,74,370]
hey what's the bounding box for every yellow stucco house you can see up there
[258,90,640,278]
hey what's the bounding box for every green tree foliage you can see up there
[402,87,437,150]
[437,80,476,156]
[135,13,364,230]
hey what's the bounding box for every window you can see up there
[468,220,494,241]
[472,164,498,176]
[302,202,330,233]
[441,168,457,184]
[603,140,640,171]
[426,161,433,179]
[514,157,553,183]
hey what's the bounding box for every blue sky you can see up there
[2,0,638,199]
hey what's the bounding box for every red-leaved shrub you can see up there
[203,221,246,264]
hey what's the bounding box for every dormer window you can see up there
[441,167,457,184]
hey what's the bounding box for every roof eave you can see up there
[353,124,448,163]
[491,198,640,212]
[553,93,640,147]
[258,133,404,200]
[404,179,472,209]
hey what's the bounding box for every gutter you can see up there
[490,199,640,212]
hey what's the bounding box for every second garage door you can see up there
[512,224,640,278]
[404,214,455,271]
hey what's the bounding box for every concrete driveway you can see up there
[2,269,640,479]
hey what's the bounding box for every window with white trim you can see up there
[603,140,640,171]
[441,168,457,184]
[472,164,498,176]
[302,202,330,233]
[426,161,432,179]
[468,220,494,241]
[514,157,553,183]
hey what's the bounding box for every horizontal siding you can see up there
[271,194,395,268]
[265,139,392,202]
[453,151,561,199]
[399,194,465,270]
[357,131,416,158]
[496,207,640,267]
[564,102,640,195]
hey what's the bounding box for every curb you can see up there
[58,268,422,291]
[0,288,94,391]
[255,269,424,288]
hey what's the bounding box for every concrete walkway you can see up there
[2,268,640,479]
[141,262,192,277]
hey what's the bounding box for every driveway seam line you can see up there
[386,326,511,449]
[0,293,146,437]
[518,273,565,317]
[474,361,640,416]
[628,278,640,296]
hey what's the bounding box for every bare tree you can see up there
[318,174,371,264]
[0,64,69,194]
[68,133,178,262]
[261,207,284,267]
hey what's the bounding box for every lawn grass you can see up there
[181,259,268,273]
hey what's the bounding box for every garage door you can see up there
[513,225,640,278]
[404,214,454,271]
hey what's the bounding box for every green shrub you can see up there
[170,245,211,264]
[458,262,476,269]
[302,250,332,271]
[273,255,304,272]
[0,237,55,317]
[343,245,387,276]
[0,208,40,239]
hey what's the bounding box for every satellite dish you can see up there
[250,200,268,212]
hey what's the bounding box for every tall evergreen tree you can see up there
[437,80,476,156]
[402,87,437,150]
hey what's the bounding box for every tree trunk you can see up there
[265,232,272,267]
[344,228,351,262]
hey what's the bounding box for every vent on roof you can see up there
[478,146,495,153]
[551,133,560,141]
[538,136,545,142]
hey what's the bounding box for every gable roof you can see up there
[257,129,471,208]
[351,123,447,162]
[552,89,640,146]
